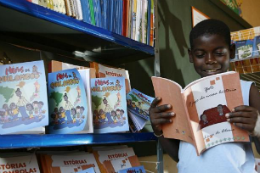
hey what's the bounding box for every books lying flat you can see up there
[0,60,48,134]
[47,68,88,134]
[152,71,249,155]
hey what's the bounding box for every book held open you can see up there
[151,71,249,155]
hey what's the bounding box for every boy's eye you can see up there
[215,52,224,56]
[195,54,205,58]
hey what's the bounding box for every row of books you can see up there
[0,145,147,173]
[231,26,260,61]
[0,60,153,134]
[27,0,155,46]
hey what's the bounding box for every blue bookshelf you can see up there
[0,133,157,149]
[0,0,154,56]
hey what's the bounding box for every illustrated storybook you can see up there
[93,147,136,173]
[0,60,48,134]
[119,166,146,173]
[126,89,154,132]
[0,154,40,173]
[91,77,129,133]
[40,153,100,173]
[90,62,131,93]
[48,68,88,134]
[151,71,249,155]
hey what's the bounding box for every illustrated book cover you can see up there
[151,71,249,155]
[0,154,40,173]
[40,152,101,173]
[118,165,146,173]
[89,62,131,94]
[47,68,88,134]
[0,60,48,134]
[91,77,129,133]
[93,147,136,173]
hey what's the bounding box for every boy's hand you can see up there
[226,105,259,134]
[149,97,175,135]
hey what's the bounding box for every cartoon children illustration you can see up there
[71,108,77,123]
[63,93,73,123]
[15,88,29,120]
[26,103,34,119]
[59,106,66,124]
[80,106,85,123]
[33,101,39,116]
[0,109,5,123]
[10,102,19,121]
[98,109,106,123]
[51,107,59,125]
[103,97,113,123]
[111,110,117,123]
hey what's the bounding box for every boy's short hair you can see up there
[189,19,231,49]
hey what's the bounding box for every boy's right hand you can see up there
[149,97,175,136]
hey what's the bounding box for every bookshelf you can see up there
[0,0,154,64]
[0,0,163,172]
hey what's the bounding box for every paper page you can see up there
[151,77,194,144]
[183,72,249,155]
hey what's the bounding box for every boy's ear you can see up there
[229,43,236,60]
[188,49,193,63]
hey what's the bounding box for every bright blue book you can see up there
[119,166,146,173]
[93,0,102,27]
[91,77,129,133]
[81,0,91,24]
[126,88,154,120]
[47,69,88,134]
[0,60,48,134]
[147,0,151,44]
[253,35,260,57]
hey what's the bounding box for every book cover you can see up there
[131,0,137,40]
[93,147,135,173]
[0,154,40,173]
[126,88,154,120]
[42,153,101,173]
[151,71,249,155]
[253,35,260,57]
[0,60,48,134]
[119,165,146,173]
[47,68,88,134]
[235,39,253,60]
[103,155,140,173]
[89,62,131,94]
[78,68,96,133]
[91,77,129,133]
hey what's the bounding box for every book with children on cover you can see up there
[48,68,88,134]
[0,60,48,134]
[151,71,249,155]
[91,77,128,133]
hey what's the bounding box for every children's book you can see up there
[103,155,140,173]
[91,77,129,133]
[78,69,96,133]
[93,147,136,173]
[0,154,40,173]
[41,152,101,173]
[126,89,154,132]
[151,71,249,155]
[235,39,253,60]
[119,165,146,173]
[90,62,131,94]
[0,60,48,134]
[47,68,88,134]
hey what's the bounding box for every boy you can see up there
[149,19,260,173]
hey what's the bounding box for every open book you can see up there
[151,71,249,155]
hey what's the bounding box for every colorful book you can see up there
[91,77,129,133]
[119,166,146,173]
[0,60,48,134]
[40,152,101,173]
[0,154,40,173]
[151,71,249,155]
[47,68,88,134]
[78,68,96,133]
[89,62,131,94]
[93,147,136,173]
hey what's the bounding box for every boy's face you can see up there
[189,34,235,77]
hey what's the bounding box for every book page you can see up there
[183,72,249,155]
[151,77,194,144]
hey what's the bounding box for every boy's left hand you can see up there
[226,105,260,134]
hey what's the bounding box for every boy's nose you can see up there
[205,54,217,64]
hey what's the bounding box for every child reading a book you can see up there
[149,19,260,173]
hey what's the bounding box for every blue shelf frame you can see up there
[0,132,157,149]
[0,0,154,55]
